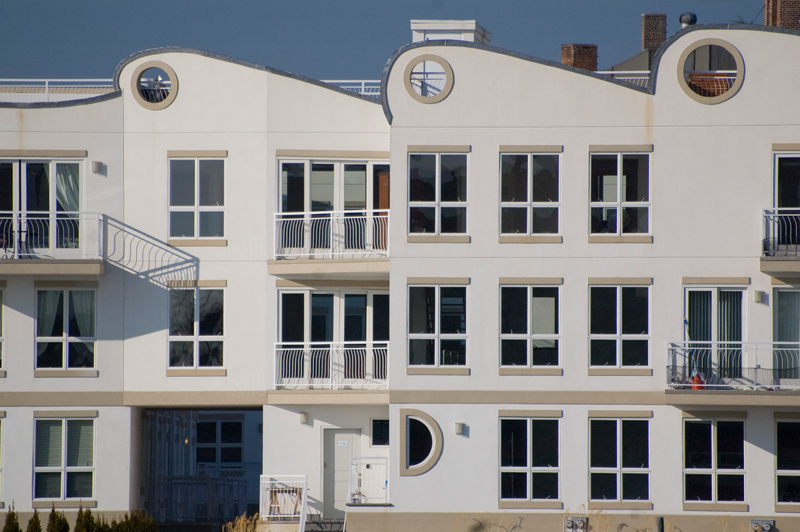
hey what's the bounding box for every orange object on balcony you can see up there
[691,373,705,390]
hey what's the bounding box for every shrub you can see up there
[73,508,94,532]
[45,506,69,532]
[2,506,22,532]
[110,513,155,532]
[25,510,42,532]
[222,513,259,532]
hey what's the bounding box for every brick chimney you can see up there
[765,0,800,30]
[561,44,598,71]
[642,13,667,51]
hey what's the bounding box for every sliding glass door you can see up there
[686,289,743,380]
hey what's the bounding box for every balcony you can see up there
[274,210,388,261]
[667,341,800,391]
[274,342,388,390]
[761,209,800,275]
[0,78,114,103]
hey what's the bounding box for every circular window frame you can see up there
[131,60,179,110]
[399,409,443,476]
[403,54,454,104]
[677,38,744,105]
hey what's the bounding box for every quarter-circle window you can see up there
[677,39,744,105]
[403,54,454,104]
[399,409,443,476]
[131,60,179,110]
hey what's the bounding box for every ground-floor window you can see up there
[589,418,649,501]
[500,417,559,501]
[777,421,800,503]
[684,419,744,502]
[34,418,94,499]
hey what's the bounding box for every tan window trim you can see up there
[276,279,389,289]
[499,235,562,244]
[773,144,800,152]
[588,235,653,244]
[275,149,389,159]
[589,501,653,511]
[0,281,7,288]
[498,409,562,418]
[166,368,227,377]
[499,145,563,153]
[682,502,748,512]
[589,144,653,153]
[682,410,747,419]
[499,367,562,376]
[34,369,99,378]
[0,150,87,158]
[0,370,7,379]
[406,367,470,376]
[407,277,470,285]
[407,235,470,244]
[774,412,800,419]
[34,281,98,288]
[498,500,563,509]
[776,503,800,513]
[588,410,653,418]
[588,368,652,377]
[588,277,652,286]
[499,277,563,285]
[399,409,443,476]
[682,277,750,285]
[408,145,471,153]
[166,280,227,288]
[168,239,228,247]
[0,411,5,418]
[34,410,98,418]
[167,150,227,158]
[33,500,97,509]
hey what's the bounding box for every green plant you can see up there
[25,510,42,532]
[111,513,155,532]
[73,507,94,532]
[45,506,69,532]
[2,506,22,532]
[222,513,259,532]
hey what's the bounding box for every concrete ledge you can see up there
[588,235,652,244]
[32,500,96,509]
[407,367,470,376]
[588,367,653,376]
[268,258,389,277]
[589,501,653,510]
[166,368,227,377]
[0,259,103,276]
[35,369,99,378]
[168,239,227,247]
[407,235,470,244]
[682,502,748,512]
[498,500,563,509]
[499,367,562,376]
[498,235,562,244]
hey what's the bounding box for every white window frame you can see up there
[167,287,224,369]
[408,153,468,235]
[499,152,561,235]
[168,158,226,239]
[499,285,560,368]
[589,152,650,235]
[499,417,560,501]
[33,418,95,501]
[683,418,745,503]
[588,418,650,502]
[407,284,468,367]
[35,288,96,370]
[589,285,650,368]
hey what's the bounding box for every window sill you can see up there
[589,501,652,511]
[346,502,393,507]
[682,502,748,512]
[34,369,98,378]
[588,235,653,244]
[498,235,562,244]
[168,239,228,247]
[498,500,563,510]
[167,368,227,377]
[499,367,562,376]
[407,235,470,244]
[32,500,97,509]
[588,367,652,376]
[776,503,800,513]
[407,367,470,376]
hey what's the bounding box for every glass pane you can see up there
[591,340,617,366]
[409,155,436,202]
[532,339,558,366]
[373,164,390,210]
[532,287,558,335]
[688,291,712,342]
[622,287,648,335]
[196,447,216,463]
[170,160,195,206]
[501,207,527,234]
[311,294,333,342]
[68,291,95,337]
[622,473,649,500]
[440,287,466,334]
[778,476,800,503]
[344,294,367,342]
[199,211,224,237]
[37,290,64,337]
[440,207,466,234]
[531,419,558,467]
[685,473,712,501]
[778,422,800,470]
[531,207,558,234]
[170,290,194,335]
[501,472,527,499]
[36,419,62,467]
[281,163,305,213]
[531,155,559,202]
[500,155,527,202]
[717,474,744,501]
[310,163,334,212]
[685,421,712,468]
[55,163,80,212]
[622,420,648,468]
[590,473,617,500]
[408,418,433,466]
[372,419,389,446]
[0,163,12,211]
[591,206,617,234]
[198,160,224,206]
[441,339,466,366]
[590,287,616,334]
[501,419,527,467]
[199,341,223,366]
[622,207,648,234]
[408,339,435,365]
[622,155,649,201]
[344,164,367,211]
[501,287,527,335]
[67,471,93,498]
[590,155,617,202]
[409,207,435,233]
[281,293,304,342]
[531,472,558,500]
[199,290,223,336]
[409,287,435,334]
[717,421,744,469]
[197,422,216,444]
[440,154,467,202]
[221,447,242,462]
[67,342,94,368]
[67,420,93,467]
[26,163,50,211]
[37,342,63,368]
[372,294,390,342]
[221,422,242,443]
[170,212,195,238]
[591,420,617,467]
[621,340,648,366]
[35,472,62,498]
[169,342,194,367]
[501,339,527,366]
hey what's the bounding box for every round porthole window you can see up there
[131,60,178,110]
[403,54,454,104]
[677,39,744,104]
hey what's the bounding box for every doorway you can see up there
[323,429,361,519]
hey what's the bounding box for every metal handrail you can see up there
[0,211,103,259]
[764,208,800,257]
[274,209,389,260]
[260,474,307,530]
[274,341,388,390]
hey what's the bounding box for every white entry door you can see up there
[323,429,361,519]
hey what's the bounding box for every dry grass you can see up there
[222,513,260,532]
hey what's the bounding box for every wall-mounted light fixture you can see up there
[454,422,465,435]
[754,290,764,304]
[299,412,309,425]
[91,161,102,174]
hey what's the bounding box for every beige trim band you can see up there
[682,502,748,512]
[408,277,470,285]
[588,368,653,376]
[0,150,87,158]
[33,500,97,510]
[682,410,747,419]
[166,368,227,377]
[34,410,98,418]
[167,150,227,158]
[276,279,390,289]
[498,500,563,510]
[167,280,227,288]
[588,501,653,511]
[588,410,653,418]
[499,367,563,376]
[761,259,800,276]
[276,149,390,159]
[775,503,800,513]
[34,280,98,288]
[772,277,800,286]
[268,258,390,277]
[588,145,653,153]
[588,277,652,286]
[499,277,563,285]
[407,145,471,153]
[498,409,562,418]
[168,238,227,247]
[682,277,750,285]
[267,390,388,406]
[0,260,104,276]
[407,235,471,244]
[34,369,99,378]
[407,367,470,376]
[499,145,563,153]
[774,412,800,419]
[389,390,666,405]
[588,235,653,244]
[499,235,562,244]
[0,392,122,407]
[773,144,800,152]
[399,408,444,476]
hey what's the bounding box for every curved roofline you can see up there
[113,47,381,104]
[0,90,121,109]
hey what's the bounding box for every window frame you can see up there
[371,418,390,447]
[499,284,560,368]
[683,418,745,503]
[776,420,800,504]
[35,288,97,370]
[588,285,650,368]
[499,152,561,236]
[408,152,468,235]
[195,419,243,465]
[499,416,560,502]
[168,158,226,239]
[33,418,95,501]
[167,287,225,369]
[0,289,3,370]
[407,284,468,367]
[588,418,650,502]
[589,152,651,236]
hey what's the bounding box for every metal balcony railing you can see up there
[260,475,307,529]
[149,475,247,523]
[594,70,650,87]
[0,212,103,260]
[667,341,800,391]
[764,208,800,257]
[684,70,737,97]
[0,79,114,103]
[275,342,388,390]
[349,457,388,505]
[274,209,388,259]
[323,79,381,96]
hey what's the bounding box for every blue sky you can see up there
[1,0,764,80]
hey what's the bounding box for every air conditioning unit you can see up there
[751,519,775,532]
[565,516,587,531]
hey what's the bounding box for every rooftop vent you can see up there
[410,20,491,43]
[679,12,698,28]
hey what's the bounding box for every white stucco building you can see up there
[1,11,800,532]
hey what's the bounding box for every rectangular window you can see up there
[777,421,800,503]
[408,285,467,366]
[500,418,559,501]
[169,159,225,238]
[500,285,559,367]
[500,153,559,234]
[168,288,224,368]
[372,419,390,446]
[685,288,744,380]
[589,419,649,501]
[34,418,94,500]
[590,153,650,235]
[36,289,96,369]
[196,420,243,464]
[409,153,467,234]
[0,290,3,368]
[589,286,649,367]
[684,419,744,502]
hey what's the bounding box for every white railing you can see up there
[349,457,388,505]
[260,475,307,531]
[0,212,103,260]
[323,79,381,96]
[274,209,388,259]
[764,208,800,257]
[150,475,247,523]
[594,70,650,87]
[275,342,388,390]
[667,341,800,391]
[0,79,114,103]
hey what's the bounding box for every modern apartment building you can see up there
[2,8,800,532]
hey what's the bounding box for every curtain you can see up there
[718,290,743,378]
[55,163,79,213]
[687,291,712,377]
[35,419,62,467]
[37,290,62,337]
[775,291,800,379]
[69,291,95,337]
